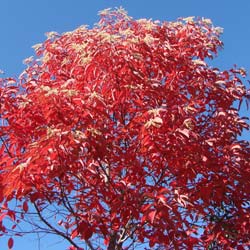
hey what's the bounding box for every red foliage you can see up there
[8,237,14,249]
[0,8,249,249]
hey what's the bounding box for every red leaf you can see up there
[148,210,157,224]
[149,238,156,247]
[7,211,16,221]
[8,237,14,249]
[176,128,190,138]
[104,238,109,246]
[23,201,29,213]
[71,229,78,239]
[0,212,7,222]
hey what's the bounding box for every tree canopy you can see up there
[0,8,249,250]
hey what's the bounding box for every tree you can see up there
[0,8,249,249]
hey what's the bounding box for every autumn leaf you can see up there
[8,237,14,249]
[23,201,29,213]
[148,210,157,224]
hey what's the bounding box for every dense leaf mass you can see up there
[0,8,249,249]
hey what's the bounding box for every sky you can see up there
[0,0,249,249]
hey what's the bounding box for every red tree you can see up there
[0,8,249,249]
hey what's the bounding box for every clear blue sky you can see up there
[0,0,249,249]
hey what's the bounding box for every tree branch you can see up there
[0,135,13,158]
[33,202,81,249]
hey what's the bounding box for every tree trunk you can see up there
[107,233,123,250]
